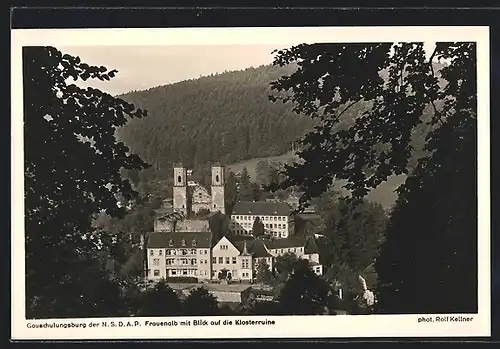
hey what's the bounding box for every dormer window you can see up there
[168,239,174,247]
[181,239,186,247]
[192,238,197,247]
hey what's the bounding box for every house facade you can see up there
[266,235,323,276]
[146,232,323,282]
[147,231,212,280]
[230,201,294,238]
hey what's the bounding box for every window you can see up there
[192,239,197,247]
[215,174,219,183]
[212,257,216,264]
[153,258,160,266]
[169,239,173,247]
[150,250,154,256]
[220,244,228,250]
[183,270,188,275]
[274,217,277,221]
[191,258,196,265]
[205,259,208,264]
[218,257,223,264]
[154,270,160,276]
[181,239,186,247]
[172,270,176,275]
[242,258,249,268]
[225,257,230,264]
[177,175,181,183]
[159,250,163,256]
[191,249,196,254]
[232,257,236,264]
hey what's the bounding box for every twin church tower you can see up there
[172,164,226,216]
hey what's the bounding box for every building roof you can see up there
[234,239,273,258]
[265,235,320,254]
[232,201,291,216]
[148,231,212,249]
[267,236,307,249]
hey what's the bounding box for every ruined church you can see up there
[173,163,226,217]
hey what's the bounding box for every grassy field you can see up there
[226,152,406,211]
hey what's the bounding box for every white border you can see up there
[11,26,491,340]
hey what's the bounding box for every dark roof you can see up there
[265,235,320,254]
[304,236,320,254]
[232,201,291,216]
[148,231,212,249]
[233,239,273,258]
[156,210,185,222]
[267,236,307,249]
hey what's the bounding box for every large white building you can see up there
[146,232,323,282]
[230,201,294,238]
[147,231,212,280]
[146,163,322,283]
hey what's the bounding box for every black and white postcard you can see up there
[11,26,491,340]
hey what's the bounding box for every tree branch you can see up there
[335,99,362,121]
[428,45,445,125]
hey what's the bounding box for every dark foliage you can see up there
[270,42,477,314]
[182,287,219,316]
[23,46,149,318]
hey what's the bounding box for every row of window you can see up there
[150,248,209,256]
[235,222,288,229]
[149,269,207,277]
[231,229,289,238]
[151,247,305,260]
[271,247,304,254]
[232,215,287,221]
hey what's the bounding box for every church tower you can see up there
[211,164,225,214]
[173,164,188,216]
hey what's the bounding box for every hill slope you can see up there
[116,61,444,204]
[117,63,313,176]
[226,153,406,210]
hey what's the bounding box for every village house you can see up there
[145,162,323,284]
[266,235,323,276]
[230,201,294,238]
[147,231,212,280]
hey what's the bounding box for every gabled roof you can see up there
[265,235,320,254]
[267,236,307,249]
[148,231,212,249]
[234,239,273,258]
[231,201,291,216]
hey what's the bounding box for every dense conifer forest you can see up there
[116,62,443,188]
[116,64,313,175]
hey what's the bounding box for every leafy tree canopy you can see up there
[24,46,150,318]
[182,287,219,316]
[278,259,331,315]
[270,42,477,314]
[269,42,459,208]
[138,280,182,316]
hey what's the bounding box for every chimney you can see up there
[242,240,249,255]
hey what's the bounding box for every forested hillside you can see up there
[116,63,313,178]
[116,61,445,192]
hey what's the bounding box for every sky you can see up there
[59,45,283,96]
[59,43,436,96]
